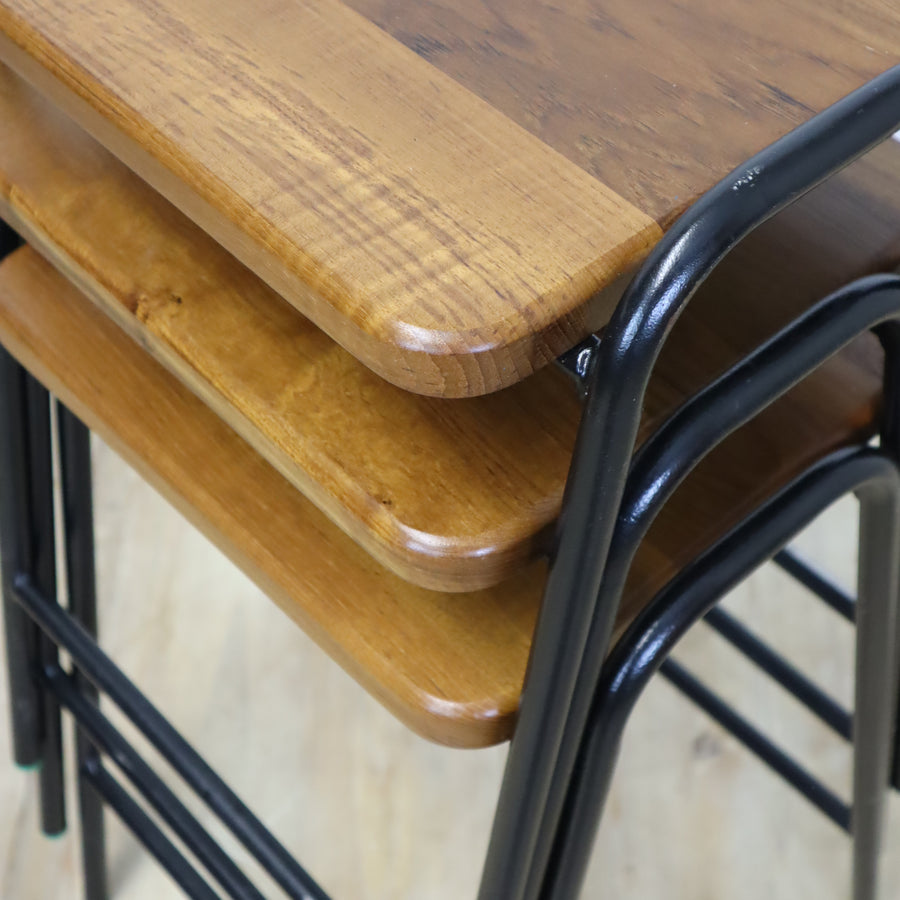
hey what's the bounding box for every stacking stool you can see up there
[2,18,900,900]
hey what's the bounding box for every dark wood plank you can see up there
[351,0,900,227]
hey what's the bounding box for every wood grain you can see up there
[0,247,883,746]
[0,64,583,593]
[1,65,897,595]
[350,0,900,228]
[0,246,544,747]
[0,0,661,397]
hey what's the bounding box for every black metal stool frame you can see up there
[1,66,900,900]
[519,277,900,900]
[481,63,900,900]
[0,222,332,899]
[542,445,900,900]
[533,265,900,894]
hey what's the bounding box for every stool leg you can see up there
[850,486,900,900]
[25,374,66,836]
[875,325,900,802]
[0,233,40,772]
[536,454,900,900]
[58,403,108,900]
[0,343,66,831]
[0,347,44,766]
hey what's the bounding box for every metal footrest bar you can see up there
[659,658,851,830]
[82,758,222,900]
[44,664,266,900]
[11,575,331,900]
[703,606,853,740]
[773,549,856,622]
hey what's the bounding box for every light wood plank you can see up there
[0,0,661,397]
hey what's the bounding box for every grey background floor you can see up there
[2,436,899,899]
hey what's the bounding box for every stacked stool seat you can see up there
[1,2,900,899]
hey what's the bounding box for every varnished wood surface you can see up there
[0,246,544,747]
[0,65,583,593]
[0,247,882,746]
[351,0,900,228]
[1,66,897,596]
[0,0,660,397]
[0,2,897,397]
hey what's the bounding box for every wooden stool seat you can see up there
[2,5,900,896]
[0,65,892,602]
[1,0,898,397]
[0,65,583,595]
[0,246,881,748]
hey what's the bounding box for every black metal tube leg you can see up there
[875,323,900,795]
[77,748,108,900]
[58,403,107,899]
[25,375,66,835]
[537,452,899,900]
[0,346,42,766]
[850,485,900,900]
